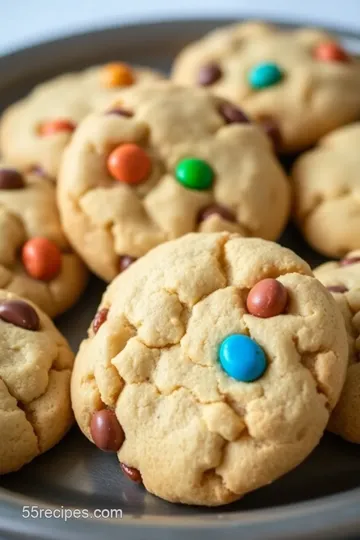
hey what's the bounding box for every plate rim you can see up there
[1,16,360,540]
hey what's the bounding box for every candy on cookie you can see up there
[0,291,74,474]
[0,165,88,317]
[0,64,163,180]
[292,122,360,258]
[172,22,360,152]
[58,82,290,282]
[71,232,348,506]
[314,253,360,443]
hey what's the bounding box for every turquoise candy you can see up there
[219,334,267,382]
[248,62,283,90]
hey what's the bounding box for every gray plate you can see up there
[1,18,360,540]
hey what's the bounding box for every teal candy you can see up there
[248,62,283,90]
[219,334,267,382]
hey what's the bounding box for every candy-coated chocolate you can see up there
[0,168,25,190]
[259,118,282,151]
[39,119,75,136]
[197,63,222,86]
[102,63,135,87]
[339,256,360,267]
[93,308,109,334]
[22,237,62,281]
[175,158,214,190]
[246,279,288,318]
[314,42,349,62]
[120,463,142,483]
[327,285,348,293]
[219,334,267,382]
[218,102,250,124]
[28,165,47,177]
[119,255,137,272]
[90,409,124,452]
[248,62,283,90]
[197,204,236,223]
[0,300,40,331]
[107,144,151,185]
[106,107,134,117]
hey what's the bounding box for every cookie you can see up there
[172,22,360,152]
[292,123,360,258]
[0,291,74,474]
[58,82,290,282]
[314,252,360,443]
[0,165,88,317]
[0,64,163,179]
[71,232,348,506]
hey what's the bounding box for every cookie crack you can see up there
[0,374,40,454]
[292,335,331,410]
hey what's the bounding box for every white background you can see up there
[2,0,360,56]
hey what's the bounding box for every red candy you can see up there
[107,144,151,184]
[22,237,62,281]
[39,119,76,136]
[314,42,349,63]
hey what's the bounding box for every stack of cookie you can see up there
[0,22,360,508]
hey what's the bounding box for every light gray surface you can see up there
[2,0,360,55]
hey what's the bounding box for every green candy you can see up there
[175,158,214,190]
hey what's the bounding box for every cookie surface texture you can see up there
[0,64,163,179]
[0,166,87,317]
[172,22,360,151]
[292,123,360,258]
[0,291,74,474]
[315,252,360,442]
[71,232,348,505]
[58,82,290,281]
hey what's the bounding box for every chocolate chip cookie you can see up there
[315,253,360,442]
[71,232,348,506]
[58,82,290,282]
[0,291,74,474]
[0,165,88,317]
[0,64,163,179]
[293,122,360,258]
[172,22,360,152]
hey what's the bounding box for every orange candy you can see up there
[107,144,151,184]
[22,237,62,281]
[102,63,135,88]
[39,119,75,136]
[314,42,349,62]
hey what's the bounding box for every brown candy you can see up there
[120,463,142,483]
[106,108,133,117]
[197,204,236,224]
[197,63,222,86]
[327,285,348,293]
[339,257,360,267]
[92,308,109,334]
[28,165,47,177]
[0,168,25,190]
[247,278,288,318]
[0,300,40,331]
[90,409,124,452]
[119,255,137,273]
[219,102,250,124]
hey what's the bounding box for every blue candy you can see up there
[248,62,283,90]
[219,334,267,382]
